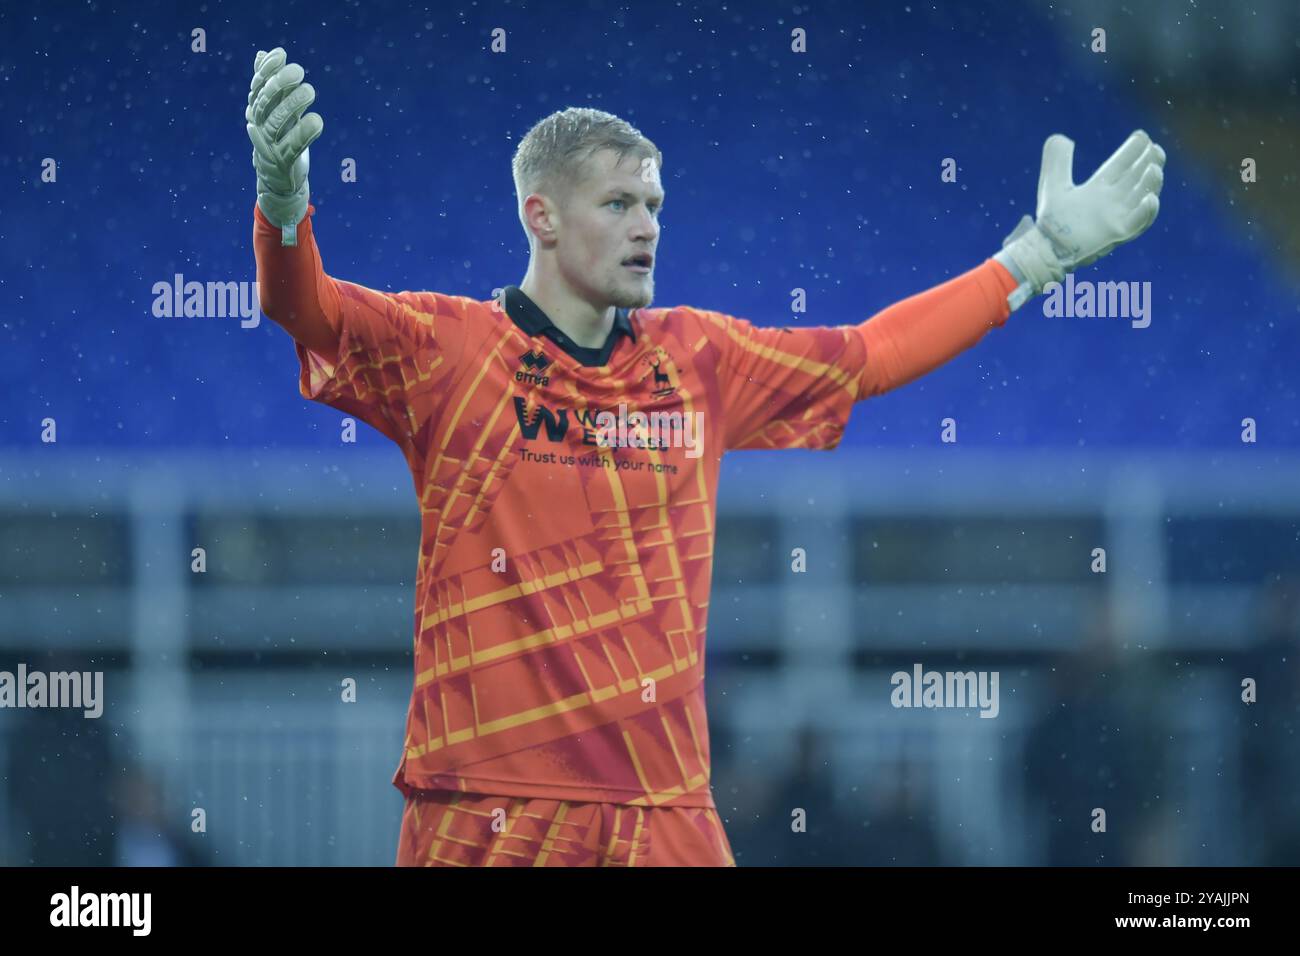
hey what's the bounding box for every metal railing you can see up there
[2,447,1296,864]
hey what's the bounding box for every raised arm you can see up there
[994,129,1166,311]
[712,128,1168,451]
[854,258,1017,398]
[253,200,340,356]
[705,258,1018,451]
[246,47,338,356]
[860,128,1169,395]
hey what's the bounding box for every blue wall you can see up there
[2,0,1296,449]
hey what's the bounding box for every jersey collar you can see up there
[501,285,637,366]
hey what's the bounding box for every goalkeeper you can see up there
[247,47,1164,867]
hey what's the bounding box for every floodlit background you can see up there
[1,0,1298,865]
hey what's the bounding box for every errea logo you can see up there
[517,350,551,387]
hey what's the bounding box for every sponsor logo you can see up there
[513,398,703,459]
[513,397,569,441]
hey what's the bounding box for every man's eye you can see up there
[608,199,625,211]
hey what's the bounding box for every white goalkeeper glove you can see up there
[245,47,324,246]
[995,129,1166,310]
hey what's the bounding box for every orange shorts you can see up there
[395,789,736,867]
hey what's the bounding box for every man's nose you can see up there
[631,209,658,239]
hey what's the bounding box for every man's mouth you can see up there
[622,253,653,274]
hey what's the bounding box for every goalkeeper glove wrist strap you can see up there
[994,214,1067,312]
[257,184,309,247]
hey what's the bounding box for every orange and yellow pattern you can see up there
[254,201,1016,813]
[396,789,735,866]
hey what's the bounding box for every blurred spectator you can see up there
[1237,572,1300,865]
[110,763,210,867]
[754,723,841,865]
[749,723,945,866]
[857,758,942,865]
[1,652,209,867]
[4,680,116,865]
[1023,611,1161,865]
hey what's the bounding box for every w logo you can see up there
[513,397,569,441]
[519,350,551,372]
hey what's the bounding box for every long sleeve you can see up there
[252,201,342,355]
[699,258,1019,451]
[252,200,473,457]
[855,258,1018,397]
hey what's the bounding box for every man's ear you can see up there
[523,194,558,244]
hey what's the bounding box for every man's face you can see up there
[552,148,663,310]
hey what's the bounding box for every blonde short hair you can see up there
[512,107,663,246]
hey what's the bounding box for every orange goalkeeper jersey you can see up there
[254,202,1018,808]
